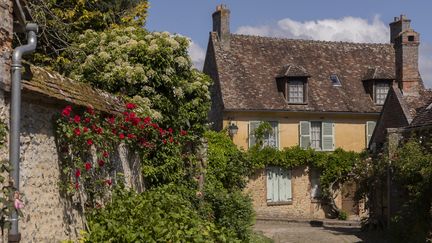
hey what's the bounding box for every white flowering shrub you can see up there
[58,27,211,133]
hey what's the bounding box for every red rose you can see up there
[126,103,137,110]
[85,162,91,171]
[84,117,91,123]
[95,127,103,134]
[143,117,151,124]
[127,134,136,139]
[98,160,105,167]
[75,169,81,178]
[74,115,81,123]
[108,117,115,124]
[163,139,167,144]
[169,137,174,143]
[75,182,79,190]
[62,106,72,117]
[87,106,95,115]
[74,128,81,136]
[103,151,109,158]
[119,133,125,139]
[168,128,173,133]
[112,129,117,135]
[87,139,93,145]
[83,127,89,133]
[180,130,187,136]
[105,179,112,186]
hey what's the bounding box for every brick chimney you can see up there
[212,4,230,49]
[390,15,423,96]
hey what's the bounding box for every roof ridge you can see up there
[230,33,392,47]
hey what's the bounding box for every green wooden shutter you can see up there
[322,121,334,151]
[279,168,292,201]
[299,121,311,149]
[366,121,376,147]
[249,121,260,148]
[266,167,278,202]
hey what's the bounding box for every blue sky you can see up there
[146,0,432,86]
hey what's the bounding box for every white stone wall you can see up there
[0,89,143,242]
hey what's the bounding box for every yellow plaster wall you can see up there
[224,111,378,152]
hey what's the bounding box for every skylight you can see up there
[330,74,342,86]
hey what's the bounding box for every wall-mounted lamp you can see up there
[228,122,239,138]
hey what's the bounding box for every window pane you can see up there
[310,169,321,198]
[310,122,322,150]
[289,81,304,103]
[375,82,389,105]
[263,121,278,148]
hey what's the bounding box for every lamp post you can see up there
[228,122,238,139]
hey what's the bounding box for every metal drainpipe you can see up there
[9,23,38,243]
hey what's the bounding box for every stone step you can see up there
[256,216,361,229]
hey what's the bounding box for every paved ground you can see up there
[254,220,386,243]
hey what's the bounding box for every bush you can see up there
[338,211,348,220]
[84,185,235,242]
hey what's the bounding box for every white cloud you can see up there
[420,44,432,88]
[236,15,389,43]
[188,41,206,71]
[236,15,432,88]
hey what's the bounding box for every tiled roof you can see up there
[3,65,124,113]
[211,33,395,113]
[408,90,432,127]
[363,67,395,80]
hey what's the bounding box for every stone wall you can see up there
[0,0,13,86]
[0,89,143,242]
[245,167,362,219]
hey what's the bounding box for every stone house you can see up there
[0,1,143,241]
[203,5,424,219]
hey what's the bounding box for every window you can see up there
[366,121,376,147]
[408,35,415,42]
[299,121,334,151]
[310,122,322,149]
[266,166,292,203]
[249,121,278,148]
[374,81,390,105]
[288,80,304,103]
[330,74,342,86]
[310,168,321,199]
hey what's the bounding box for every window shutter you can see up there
[322,121,334,151]
[310,169,321,198]
[279,168,292,201]
[266,167,273,202]
[299,121,311,149]
[266,167,278,202]
[366,121,376,147]
[249,121,260,148]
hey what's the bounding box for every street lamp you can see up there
[228,122,238,138]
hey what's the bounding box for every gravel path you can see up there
[254,220,381,243]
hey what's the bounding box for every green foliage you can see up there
[25,0,148,64]
[84,185,234,242]
[204,187,254,242]
[253,121,273,148]
[205,131,249,191]
[338,210,348,220]
[57,27,211,134]
[247,146,359,198]
[0,160,13,233]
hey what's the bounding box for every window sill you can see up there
[267,201,293,206]
[288,102,308,105]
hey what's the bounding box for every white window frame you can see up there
[266,166,292,204]
[288,80,305,104]
[301,121,334,151]
[374,81,390,105]
[248,121,280,149]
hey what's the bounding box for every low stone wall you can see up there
[0,89,143,242]
[245,166,351,219]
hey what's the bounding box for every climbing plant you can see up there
[247,121,360,217]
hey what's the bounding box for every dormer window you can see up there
[288,80,305,103]
[276,64,310,104]
[374,81,390,105]
[362,67,394,106]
